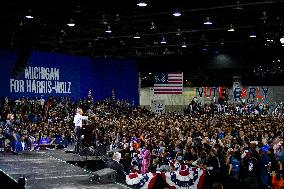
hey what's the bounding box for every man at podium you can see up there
[73,108,89,153]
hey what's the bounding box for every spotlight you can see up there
[181,42,187,48]
[105,26,112,33]
[137,1,147,7]
[67,19,75,27]
[228,24,235,32]
[173,10,181,17]
[204,17,212,25]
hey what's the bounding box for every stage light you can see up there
[181,42,187,48]
[67,19,75,27]
[228,24,235,32]
[105,26,112,33]
[137,1,147,7]
[173,10,181,17]
[204,17,212,25]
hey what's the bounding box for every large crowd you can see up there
[0,96,284,189]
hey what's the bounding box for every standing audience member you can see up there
[140,144,152,174]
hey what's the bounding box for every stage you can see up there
[0,150,129,189]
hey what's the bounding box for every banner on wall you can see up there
[151,100,165,114]
[9,66,72,94]
[195,86,270,102]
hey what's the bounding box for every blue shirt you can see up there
[39,137,50,145]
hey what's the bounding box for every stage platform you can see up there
[0,150,129,189]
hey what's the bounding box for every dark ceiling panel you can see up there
[0,0,283,59]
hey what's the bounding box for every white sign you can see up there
[9,66,72,94]
[151,100,165,114]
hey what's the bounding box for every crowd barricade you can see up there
[125,167,206,189]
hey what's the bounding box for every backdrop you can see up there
[0,50,139,104]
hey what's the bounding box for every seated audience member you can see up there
[156,158,171,172]
[212,182,224,189]
[16,136,27,152]
[0,127,4,152]
[106,152,126,183]
[1,96,284,189]
[38,134,52,149]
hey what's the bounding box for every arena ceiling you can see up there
[1,0,284,58]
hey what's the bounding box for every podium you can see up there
[81,124,94,146]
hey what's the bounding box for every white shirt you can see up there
[73,113,88,128]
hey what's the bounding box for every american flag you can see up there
[154,72,183,94]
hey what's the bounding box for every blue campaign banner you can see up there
[0,50,139,104]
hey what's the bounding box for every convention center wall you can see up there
[0,50,139,104]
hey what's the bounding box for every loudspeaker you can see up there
[89,168,116,184]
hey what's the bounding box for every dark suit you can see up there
[106,159,125,183]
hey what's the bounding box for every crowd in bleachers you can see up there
[0,96,284,189]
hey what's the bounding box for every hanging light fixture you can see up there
[133,32,141,39]
[150,21,156,30]
[234,1,243,10]
[204,17,212,25]
[114,13,120,22]
[137,1,147,7]
[25,9,33,19]
[228,24,235,32]
[173,10,181,17]
[176,29,182,36]
[220,38,225,45]
[105,26,112,33]
[101,14,108,25]
[279,35,284,44]
[67,19,75,27]
[161,36,167,44]
[249,31,256,38]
